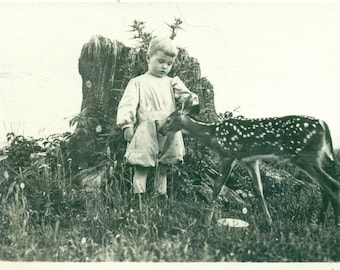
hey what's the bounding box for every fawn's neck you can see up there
[182,116,216,146]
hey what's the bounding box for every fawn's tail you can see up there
[320,120,335,162]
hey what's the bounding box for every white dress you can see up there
[117,73,199,167]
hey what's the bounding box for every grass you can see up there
[0,135,339,262]
[0,193,338,262]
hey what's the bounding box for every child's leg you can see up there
[154,163,168,195]
[133,165,150,193]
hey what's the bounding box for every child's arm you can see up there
[117,79,139,140]
[171,76,200,113]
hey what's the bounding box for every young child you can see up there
[116,36,199,203]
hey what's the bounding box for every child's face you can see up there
[147,50,175,77]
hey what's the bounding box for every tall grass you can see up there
[0,133,339,262]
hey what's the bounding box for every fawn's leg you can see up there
[318,167,339,225]
[212,158,237,199]
[243,160,273,226]
[314,169,338,225]
[204,158,236,226]
[295,160,339,225]
[319,190,330,224]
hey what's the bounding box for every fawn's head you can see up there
[157,96,194,135]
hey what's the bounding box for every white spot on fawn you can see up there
[231,136,238,141]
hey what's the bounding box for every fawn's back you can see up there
[213,115,332,161]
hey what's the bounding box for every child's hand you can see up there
[123,127,134,142]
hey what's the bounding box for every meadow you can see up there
[0,132,339,262]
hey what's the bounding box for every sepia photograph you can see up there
[0,1,339,267]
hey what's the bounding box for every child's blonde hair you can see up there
[147,36,178,57]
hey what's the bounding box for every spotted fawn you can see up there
[157,97,339,227]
